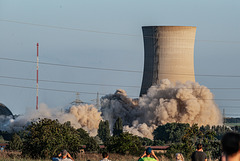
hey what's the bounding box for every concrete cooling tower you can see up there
[140,26,196,96]
[0,103,13,116]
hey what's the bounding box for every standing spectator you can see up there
[138,147,159,161]
[191,143,207,161]
[221,132,240,161]
[100,152,111,161]
[176,153,184,161]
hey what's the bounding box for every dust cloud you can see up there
[0,103,102,136]
[0,79,222,140]
[100,79,222,139]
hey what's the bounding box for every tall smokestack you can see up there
[140,26,196,96]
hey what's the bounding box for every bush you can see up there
[8,133,23,151]
[105,132,145,156]
[153,123,190,144]
[22,118,83,159]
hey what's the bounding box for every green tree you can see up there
[8,133,23,151]
[139,137,154,146]
[22,118,83,159]
[153,140,165,146]
[153,123,190,143]
[77,128,91,145]
[212,125,231,140]
[182,124,202,144]
[97,120,110,143]
[85,137,100,152]
[113,117,123,136]
[76,128,99,152]
[105,132,144,155]
[167,124,221,160]
[200,125,210,132]
[165,142,187,159]
[165,124,199,160]
[0,130,12,141]
[233,126,240,133]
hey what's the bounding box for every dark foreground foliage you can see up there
[22,118,84,159]
[153,123,190,144]
[97,120,111,144]
[8,133,23,151]
[164,124,222,160]
[105,132,145,156]
[2,116,239,160]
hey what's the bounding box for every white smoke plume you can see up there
[100,79,223,139]
[1,103,102,136]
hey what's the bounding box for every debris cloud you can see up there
[0,103,102,136]
[101,79,222,139]
[0,79,222,140]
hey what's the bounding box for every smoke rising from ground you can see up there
[69,104,102,135]
[0,79,222,140]
[100,79,222,139]
[139,79,222,125]
[0,103,102,136]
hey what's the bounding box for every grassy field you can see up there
[0,151,172,161]
[224,123,240,127]
[0,151,221,161]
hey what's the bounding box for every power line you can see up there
[220,108,240,109]
[196,40,240,44]
[0,57,142,73]
[2,82,240,101]
[4,75,240,90]
[225,114,240,116]
[2,57,240,78]
[0,19,139,37]
[218,106,240,109]
[1,19,240,44]
[0,83,106,96]
[0,75,140,88]
[214,99,240,101]
[0,83,138,97]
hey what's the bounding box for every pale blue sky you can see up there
[0,0,240,117]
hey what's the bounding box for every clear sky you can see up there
[0,0,240,117]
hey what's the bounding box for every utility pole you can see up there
[223,108,225,124]
[36,43,39,110]
[71,92,83,106]
[96,92,100,111]
[91,92,100,111]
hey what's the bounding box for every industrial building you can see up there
[0,103,13,116]
[140,26,196,96]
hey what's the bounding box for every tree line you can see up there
[0,117,239,160]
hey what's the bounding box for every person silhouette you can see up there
[221,132,240,161]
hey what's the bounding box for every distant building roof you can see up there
[146,146,170,150]
[80,145,169,150]
[0,143,8,147]
[81,145,105,149]
[0,103,13,116]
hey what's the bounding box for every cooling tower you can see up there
[0,103,13,116]
[140,26,196,96]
